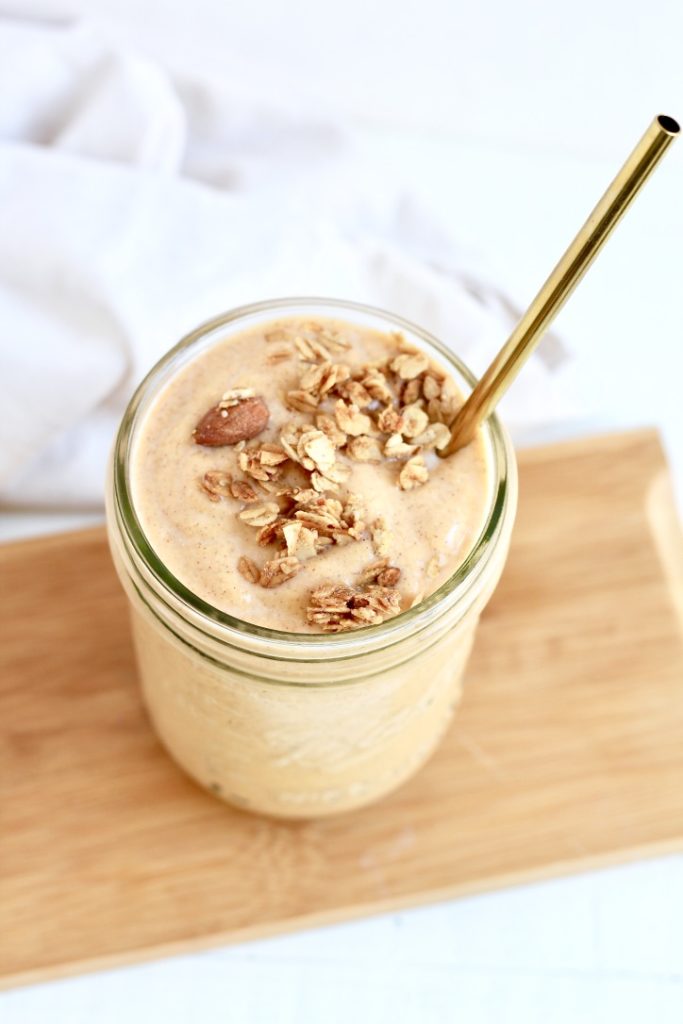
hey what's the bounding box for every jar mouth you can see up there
[112,296,514,653]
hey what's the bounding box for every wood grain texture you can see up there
[1,429,683,988]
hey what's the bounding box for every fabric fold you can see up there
[0,17,575,509]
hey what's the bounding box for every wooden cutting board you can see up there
[2,429,683,989]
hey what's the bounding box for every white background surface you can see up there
[2,1,683,1021]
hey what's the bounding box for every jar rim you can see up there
[112,296,515,657]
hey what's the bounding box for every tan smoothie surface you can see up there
[130,315,491,633]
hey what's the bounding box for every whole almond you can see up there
[193,397,269,446]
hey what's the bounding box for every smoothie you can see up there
[107,302,516,817]
[130,316,491,632]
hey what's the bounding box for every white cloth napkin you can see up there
[0,18,574,510]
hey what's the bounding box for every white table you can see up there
[3,2,683,1020]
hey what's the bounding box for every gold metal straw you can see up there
[441,114,680,457]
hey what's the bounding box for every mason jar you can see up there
[106,298,517,819]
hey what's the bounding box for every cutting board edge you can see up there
[3,832,683,992]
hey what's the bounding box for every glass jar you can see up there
[106,298,517,819]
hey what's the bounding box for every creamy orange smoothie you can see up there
[130,316,491,632]
[107,301,517,818]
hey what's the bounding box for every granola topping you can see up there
[384,433,417,459]
[230,479,259,502]
[358,558,402,587]
[399,454,429,491]
[370,516,392,558]
[286,389,318,413]
[238,502,280,527]
[390,350,430,380]
[399,403,430,439]
[237,555,260,584]
[187,317,477,629]
[294,335,336,363]
[300,431,336,474]
[201,471,232,501]
[282,521,318,561]
[265,343,294,365]
[219,387,256,408]
[238,443,288,481]
[259,554,301,589]
[334,400,373,437]
[306,582,402,632]
[346,435,383,462]
[315,413,347,447]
